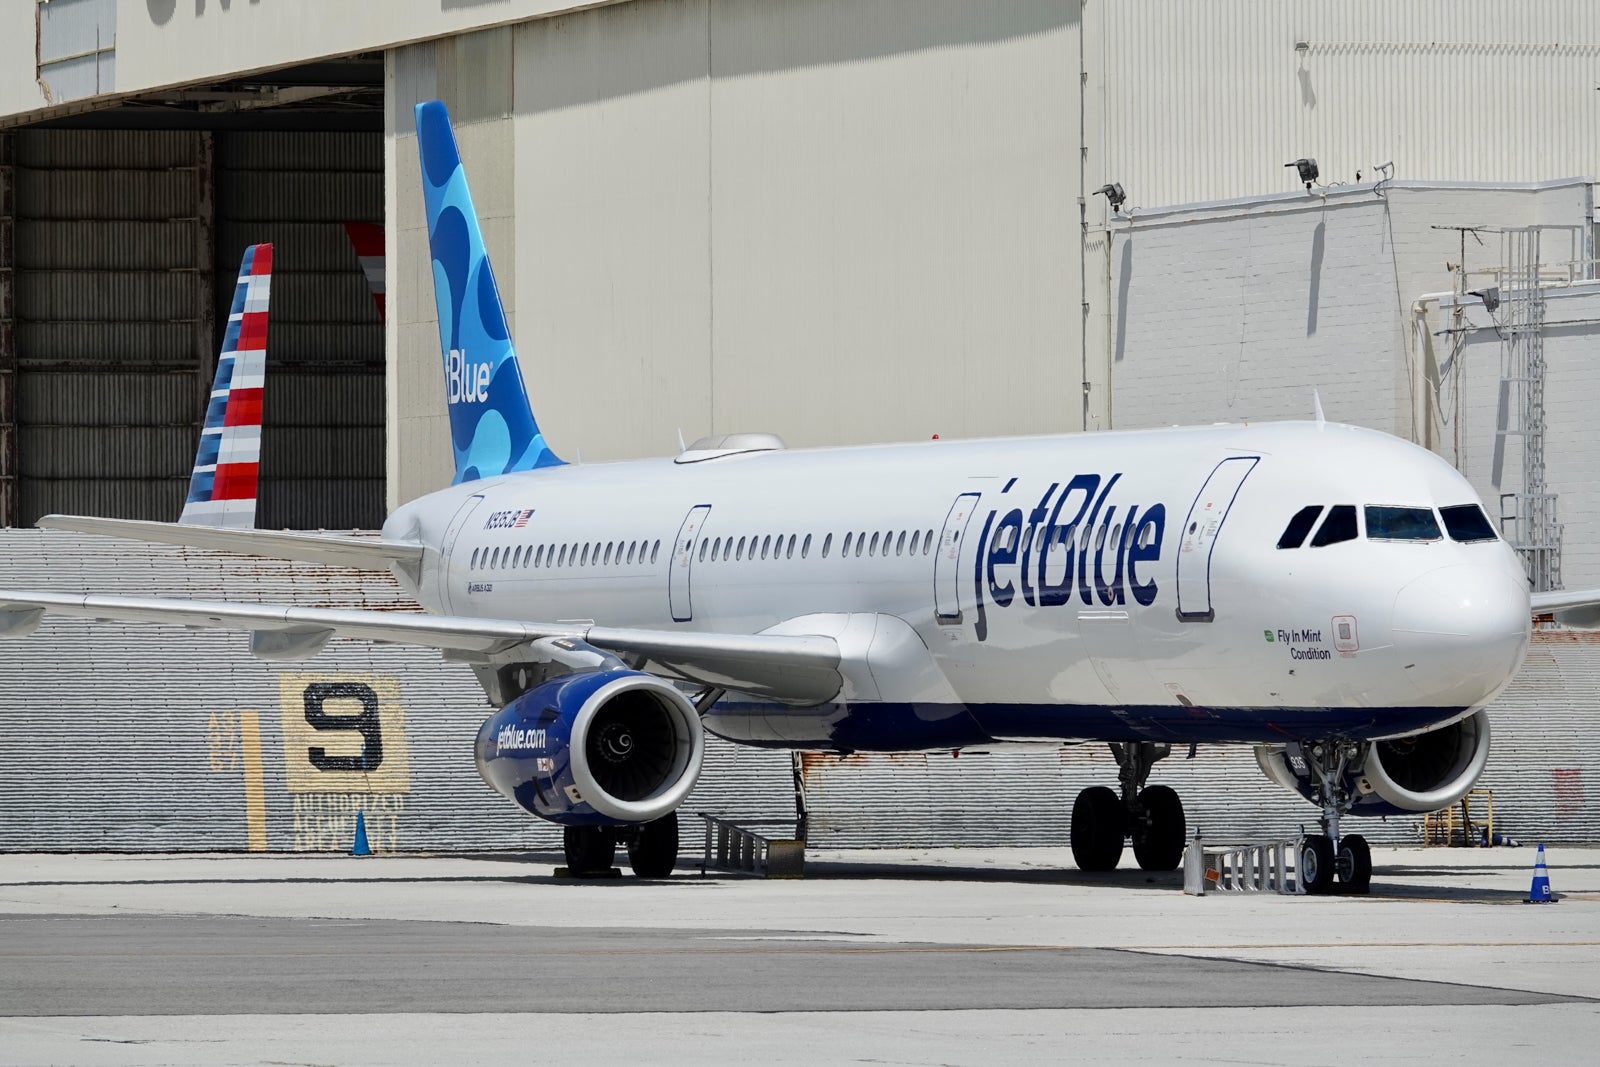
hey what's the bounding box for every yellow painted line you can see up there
[239,711,267,852]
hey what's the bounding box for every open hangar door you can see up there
[0,56,385,530]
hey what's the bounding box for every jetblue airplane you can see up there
[2,103,1593,893]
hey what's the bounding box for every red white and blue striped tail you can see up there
[180,243,271,528]
[343,222,385,322]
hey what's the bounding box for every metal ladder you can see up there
[697,814,805,878]
[1184,834,1305,895]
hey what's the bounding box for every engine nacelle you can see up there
[475,669,704,826]
[1253,709,1491,816]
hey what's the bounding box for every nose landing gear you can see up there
[1070,742,1187,873]
[1296,740,1372,895]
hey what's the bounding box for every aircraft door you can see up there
[435,493,486,614]
[669,504,712,622]
[1175,457,1259,622]
[934,492,982,622]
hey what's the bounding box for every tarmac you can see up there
[2,844,1598,1065]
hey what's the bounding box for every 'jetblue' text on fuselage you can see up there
[973,473,1167,641]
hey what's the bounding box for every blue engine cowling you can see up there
[1253,709,1491,817]
[475,669,704,827]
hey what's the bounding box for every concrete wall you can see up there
[1109,180,1592,440]
[388,0,1086,507]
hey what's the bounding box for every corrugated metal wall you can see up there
[13,129,207,523]
[0,531,792,853]
[8,126,383,530]
[3,531,1596,853]
[215,131,385,530]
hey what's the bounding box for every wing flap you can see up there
[37,515,422,571]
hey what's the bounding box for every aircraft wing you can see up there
[37,515,422,572]
[0,590,844,704]
[1530,588,1600,628]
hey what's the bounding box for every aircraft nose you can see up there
[1393,565,1530,704]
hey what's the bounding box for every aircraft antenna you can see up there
[1312,390,1325,426]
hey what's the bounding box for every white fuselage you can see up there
[383,421,1531,750]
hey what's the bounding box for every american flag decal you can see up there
[535,757,554,774]
[513,509,534,528]
[180,244,271,529]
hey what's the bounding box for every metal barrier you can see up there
[1184,834,1304,895]
[697,814,805,878]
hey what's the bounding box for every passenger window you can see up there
[1094,525,1107,550]
[652,539,661,563]
[762,535,772,559]
[579,544,588,566]
[470,548,480,569]
[856,532,866,558]
[842,533,853,556]
[802,534,812,558]
[869,532,880,556]
[698,540,709,562]
[822,533,833,558]
[787,534,797,558]
[1365,505,1441,542]
[926,528,935,553]
[736,536,746,561]
[1441,504,1499,543]
[1310,505,1358,547]
[1277,505,1324,550]
[557,545,566,566]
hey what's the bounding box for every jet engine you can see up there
[475,669,704,826]
[1253,709,1491,816]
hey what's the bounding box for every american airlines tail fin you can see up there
[180,243,271,528]
[414,100,563,483]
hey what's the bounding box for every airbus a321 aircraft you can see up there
[3,102,1594,893]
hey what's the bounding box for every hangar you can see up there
[1,1,1597,852]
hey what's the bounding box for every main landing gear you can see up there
[1296,741,1372,895]
[1071,742,1187,873]
[562,812,680,879]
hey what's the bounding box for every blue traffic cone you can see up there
[351,810,372,856]
[1526,843,1554,903]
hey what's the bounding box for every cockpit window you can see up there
[1277,506,1324,549]
[1309,505,1358,547]
[1365,505,1441,542]
[1440,504,1499,543]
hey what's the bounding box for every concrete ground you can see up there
[2,844,1598,1065]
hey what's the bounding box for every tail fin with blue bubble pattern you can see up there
[415,100,563,483]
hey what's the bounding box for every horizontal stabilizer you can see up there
[36,515,422,572]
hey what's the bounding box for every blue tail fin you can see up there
[414,100,563,482]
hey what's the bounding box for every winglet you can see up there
[415,100,563,482]
[1312,389,1326,426]
[180,243,271,528]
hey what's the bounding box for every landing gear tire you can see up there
[563,825,615,874]
[1336,833,1372,894]
[626,812,680,879]
[1132,784,1187,872]
[1071,785,1126,872]
[1300,835,1336,895]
